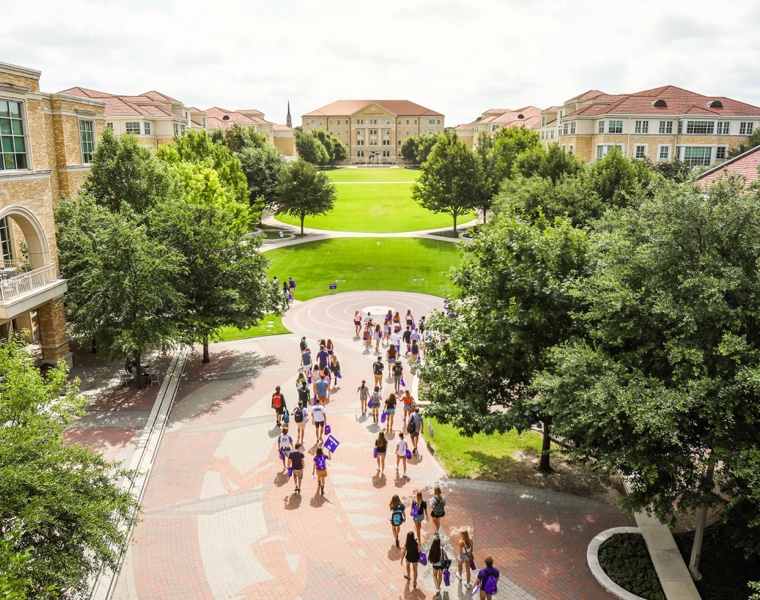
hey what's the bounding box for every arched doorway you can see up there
[0,204,52,270]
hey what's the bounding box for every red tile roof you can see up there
[140,90,182,104]
[60,87,185,119]
[696,146,760,188]
[303,100,443,118]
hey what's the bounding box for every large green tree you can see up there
[537,175,760,573]
[0,336,138,597]
[313,129,347,164]
[489,126,541,183]
[411,132,484,233]
[418,213,588,472]
[401,134,440,166]
[728,128,760,158]
[274,159,337,234]
[294,130,330,166]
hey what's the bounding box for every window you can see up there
[335,131,340,136]
[0,100,27,170]
[318,120,323,125]
[369,140,377,146]
[356,119,364,125]
[717,122,730,135]
[143,122,151,135]
[658,145,670,160]
[437,119,441,125]
[608,120,623,134]
[357,140,364,146]
[369,119,377,125]
[562,123,568,135]
[635,120,649,134]
[550,130,555,139]
[106,122,114,130]
[740,122,754,135]
[329,131,333,135]
[716,146,727,160]
[398,140,402,145]
[596,144,622,160]
[398,119,402,125]
[685,121,715,134]
[311,119,317,126]
[382,150,390,157]
[369,129,377,135]
[345,130,349,136]
[79,120,94,164]
[682,146,712,166]
[382,140,390,145]
[634,144,647,159]
[598,121,605,134]
[406,130,410,136]
[173,123,179,136]
[659,121,673,134]
[383,119,391,125]
[356,129,363,136]
[357,150,365,157]
[570,122,576,135]
[126,122,141,135]
[383,129,390,136]
[337,119,341,125]
[413,119,417,124]
[329,119,333,125]
[0,217,13,261]
[568,144,574,154]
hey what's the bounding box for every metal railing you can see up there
[0,264,59,302]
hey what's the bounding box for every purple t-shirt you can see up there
[478,566,499,588]
[314,455,327,470]
[317,349,329,368]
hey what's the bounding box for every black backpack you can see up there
[373,361,383,375]
[298,386,310,403]
[391,507,404,526]
[294,407,305,423]
[407,417,417,434]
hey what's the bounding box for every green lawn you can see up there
[275,167,477,233]
[216,313,289,341]
[426,418,546,480]
[265,238,461,300]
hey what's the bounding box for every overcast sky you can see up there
[3,0,760,127]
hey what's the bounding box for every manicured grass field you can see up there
[274,168,477,233]
[265,238,461,300]
[426,418,546,480]
[216,313,288,341]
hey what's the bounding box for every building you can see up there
[1,61,108,366]
[301,100,444,163]
[458,106,542,148]
[205,107,295,156]
[696,145,760,189]
[59,86,204,149]
[542,86,760,166]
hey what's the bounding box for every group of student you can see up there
[355,308,425,362]
[389,488,500,598]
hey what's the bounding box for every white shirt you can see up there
[278,433,293,451]
[390,332,400,346]
[396,438,408,457]
[311,405,326,423]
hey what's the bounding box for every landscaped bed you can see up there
[598,532,665,600]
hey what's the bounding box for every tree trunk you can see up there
[453,214,458,234]
[482,209,488,225]
[203,333,210,364]
[539,421,552,473]
[135,352,145,389]
[300,215,305,236]
[688,462,715,580]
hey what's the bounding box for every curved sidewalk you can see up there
[111,292,633,599]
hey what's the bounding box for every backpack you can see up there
[407,417,417,435]
[294,407,305,423]
[391,507,404,526]
[298,386,310,403]
[483,575,498,595]
[431,496,445,517]
[272,394,282,409]
[373,362,383,375]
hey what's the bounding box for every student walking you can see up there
[312,447,331,495]
[389,494,406,548]
[330,354,342,391]
[325,338,334,356]
[430,486,446,534]
[311,402,326,442]
[372,357,384,388]
[456,528,475,587]
[402,325,412,355]
[407,408,422,454]
[357,380,370,416]
[288,443,305,493]
[410,489,428,541]
[386,344,397,376]
[316,344,330,371]
[277,426,293,471]
[374,323,382,352]
[473,556,500,599]
[392,360,404,393]
[400,531,420,588]
[383,392,397,433]
[375,431,388,474]
[292,400,308,446]
[402,389,415,422]
[300,346,312,372]
[395,432,409,478]
[371,386,382,424]
[429,536,450,598]
[354,310,363,336]
[271,386,286,427]
[314,373,329,405]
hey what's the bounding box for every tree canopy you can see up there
[274,159,337,234]
[294,130,330,166]
[0,336,138,597]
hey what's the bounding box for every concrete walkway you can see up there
[103,292,634,599]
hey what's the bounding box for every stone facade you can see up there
[1,61,106,366]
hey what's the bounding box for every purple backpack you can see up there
[315,455,327,471]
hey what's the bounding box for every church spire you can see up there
[286,100,292,129]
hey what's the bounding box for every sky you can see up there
[3,0,760,127]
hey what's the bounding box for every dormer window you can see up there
[517,114,524,119]
[707,100,723,109]
[222,115,230,121]
[652,99,667,107]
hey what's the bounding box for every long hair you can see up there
[377,431,386,446]
[405,531,418,552]
[461,529,472,551]
[428,536,442,564]
[434,485,443,502]
[389,494,401,509]
[415,490,423,505]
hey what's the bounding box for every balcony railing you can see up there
[0,264,59,302]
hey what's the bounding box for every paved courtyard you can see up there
[106,291,633,599]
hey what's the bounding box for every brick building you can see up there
[541,86,760,166]
[205,107,295,156]
[1,61,108,366]
[456,106,543,148]
[301,100,444,163]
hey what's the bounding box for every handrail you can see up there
[0,264,59,302]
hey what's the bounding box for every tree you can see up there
[411,132,483,233]
[490,126,541,183]
[537,175,760,573]
[82,128,173,214]
[586,149,653,208]
[0,336,138,597]
[654,159,694,183]
[294,130,329,166]
[151,162,274,363]
[274,159,336,234]
[312,130,347,164]
[400,136,419,164]
[55,197,186,388]
[513,143,583,183]
[728,128,760,158]
[418,213,588,472]
[400,134,440,166]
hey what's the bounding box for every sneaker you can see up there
[465,582,471,588]
[395,538,400,548]
[455,573,462,581]
[376,467,381,473]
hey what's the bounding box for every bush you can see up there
[598,533,664,600]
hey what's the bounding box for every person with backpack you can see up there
[389,494,406,548]
[312,447,331,495]
[277,426,293,471]
[357,380,370,416]
[372,356,384,388]
[271,386,286,427]
[410,489,428,542]
[329,354,342,391]
[456,528,475,587]
[288,276,296,299]
[430,486,446,534]
[407,407,422,454]
[473,555,499,599]
[428,535,450,598]
[392,360,404,393]
[375,431,387,475]
[300,346,312,372]
[402,325,412,356]
[293,400,307,446]
[370,385,382,424]
[395,432,409,479]
[288,442,305,494]
[400,530,420,588]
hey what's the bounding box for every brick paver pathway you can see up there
[108,291,633,599]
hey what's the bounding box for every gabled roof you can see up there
[205,107,274,130]
[303,100,443,118]
[58,86,114,99]
[59,86,187,119]
[140,90,183,104]
[697,145,760,188]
